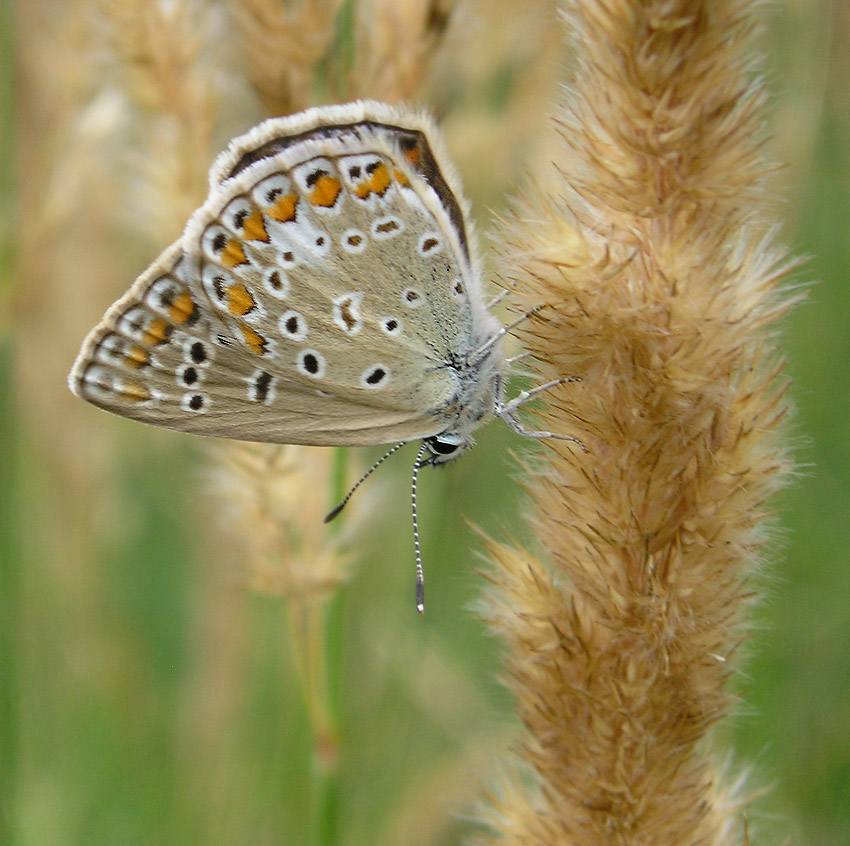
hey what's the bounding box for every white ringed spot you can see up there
[341,228,368,254]
[278,248,298,268]
[361,364,390,389]
[95,334,125,363]
[371,215,404,239]
[263,267,289,299]
[177,364,202,388]
[418,233,442,256]
[247,370,275,405]
[379,316,403,336]
[185,339,212,366]
[279,310,308,341]
[115,307,173,346]
[297,349,326,379]
[222,196,255,234]
[79,364,117,399]
[333,292,364,335]
[201,225,228,261]
[252,173,296,214]
[144,277,191,321]
[201,264,232,304]
[181,391,209,413]
[402,287,424,308]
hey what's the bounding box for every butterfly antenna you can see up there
[324,441,406,523]
[412,442,428,614]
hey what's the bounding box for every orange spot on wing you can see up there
[355,162,391,199]
[124,345,150,368]
[393,168,410,187]
[169,291,196,324]
[141,318,169,346]
[310,174,342,207]
[120,381,151,402]
[225,283,256,316]
[268,193,298,222]
[404,145,420,166]
[240,324,267,355]
[242,208,269,242]
[221,239,248,268]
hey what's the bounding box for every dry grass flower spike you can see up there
[478,0,799,843]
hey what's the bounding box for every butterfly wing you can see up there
[70,102,494,447]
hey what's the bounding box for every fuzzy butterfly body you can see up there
[69,101,504,455]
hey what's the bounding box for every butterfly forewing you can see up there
[70,102,491,447]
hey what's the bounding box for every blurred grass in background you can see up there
[2,1,849,844]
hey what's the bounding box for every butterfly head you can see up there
[421,431,469,466]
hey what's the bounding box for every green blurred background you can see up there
[2,1,849,844]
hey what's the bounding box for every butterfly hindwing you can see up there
[70,102,495,446]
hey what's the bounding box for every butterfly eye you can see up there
[432,438,460,455]
[425,433,466,464]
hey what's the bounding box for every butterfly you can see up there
[69,100,579,611]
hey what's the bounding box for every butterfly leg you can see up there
[472,305,547,364]
[495,376,587,450]
[486,288,510,310]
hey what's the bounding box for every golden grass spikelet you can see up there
[97,0,220,231]
[353,0,460,102]
[478,1,798,843]
[210,444,351,601]
[225,0,346,115]
[18,0,131,575]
